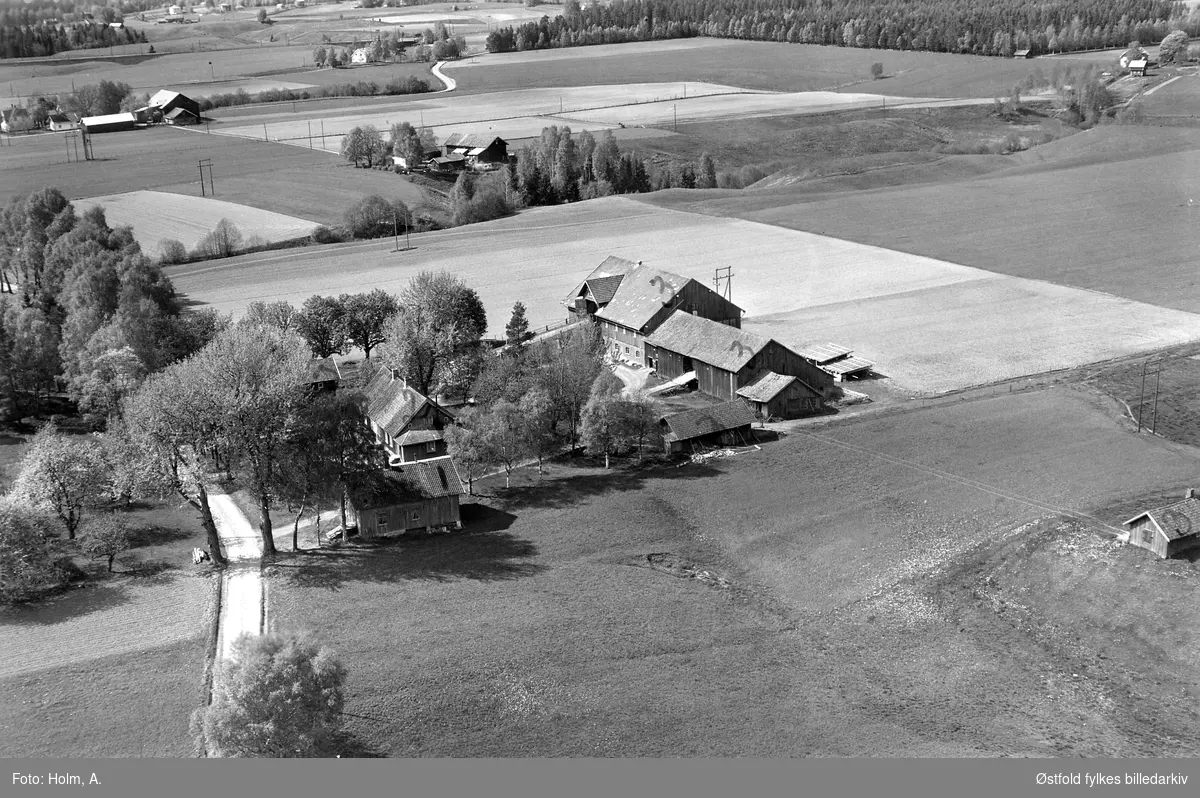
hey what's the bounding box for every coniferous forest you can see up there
[487,0,1199,58]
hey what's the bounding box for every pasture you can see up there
[444,38,1109,99]
[165,195,1200,394]
[0,126,424,228]
[1139,73,1200,121]
[0,501,217,757]
[643,125,1200,316]
[73,191,319,259]
[268,386,1200,756]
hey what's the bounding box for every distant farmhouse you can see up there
[1123,489,1200,559]
[351,47,371,64]
[47,112,77,132]
[347,456,464,537]
[1119,47,1148,69]
[564,257,742,368]
[362,365,456,466]
[1129,59,1149,77]
[148,90,201,123]
[442,133,509,169]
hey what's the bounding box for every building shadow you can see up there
[493,460,723,512]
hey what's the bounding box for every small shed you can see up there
[1123,490,1200,559]
[1129,59,1149,77]
[164,107,199,125]
[736,371,824,420]
[348,456,463,538]
[660,400,757,454]
[427,153,466,172]
[303,356,341,394]
[1013,48,1032,58]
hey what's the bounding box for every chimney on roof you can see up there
[1187,488,1196,500]
[390,368,406,388]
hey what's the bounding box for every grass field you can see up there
[0,126,425,228]
[444,39,1109,99]
[1088,347,1200,449]
[0,501,217,757]
[268,386,1200,756]
[166,195,1200,394]
[1139,73,1200,121]
[74,190,319,258]
[643,124,1200,316]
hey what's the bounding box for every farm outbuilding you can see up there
[1123,490,1200,559]
[660,401,757,454]
[47,113,77,132]
[149,89,201,121]
[303,356,341,394]
[1013,48,1032,58]
[736,371,825,420]
[347,456,463,538]
[442,133,509,167]
[568,259,742,368]
[427,153,466,172]
[1129,59,1149,77]
[645,312,833,404]
[80,112,138,133]
[797,342,875,382]
[363,365,455,464]
[163,107,199,125]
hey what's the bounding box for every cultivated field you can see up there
[0,126,424,228]
[74,190,319,258]
[166,195,1200,394]
[444,38,1109,98]
[0,501,217,757]
[163,78,319,98]
[214,82,749,152]
[1139,73,1200,121]
[644,125,1200,315]
[268,386,1200,756]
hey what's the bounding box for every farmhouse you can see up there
[659,400,757,454]
[148,90,201,121]
[363,365,455,465]
[351,47,371,64]
[80,112,138,133]
[47,113,77,132]
[645,312,833,406]
[347,456,463,538]
[442,133,509,167]
[393,148,440,170]
[1123,490,1200,559]
[566,260,742,367]
[1119,48,1148,68]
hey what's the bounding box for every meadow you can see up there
[644,125,1200,315]
[73,191,319,259]
[268,386,1200,756]
[0,126,424,228]
[166,195,1200,394]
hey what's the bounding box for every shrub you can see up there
[311,225,342,244]
[342,195,409,239]
[870,62,884,79]
[159,238,189,265]
[0,497,67,604]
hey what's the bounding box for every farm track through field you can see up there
[0,573,210,680]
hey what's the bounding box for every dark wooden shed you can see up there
[348,456,463,538]
[1123,490,1200,559]
[736,371,825,420]
[659,400,757,454]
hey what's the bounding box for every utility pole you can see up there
[1137,359,1148,432]
[673,104,677,131]
[263,123,268,141]
[209,61,214,81]
[1151,360,1163,434]
[321,120,325,149]
[308,120,312,148]
[393,209,399,252]
[713,265,733,301]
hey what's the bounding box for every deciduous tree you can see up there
[12,423,111,539]
[0,496,66,604]
[79,513,130,572]
[296,295,348,358]
[338,290,398,359]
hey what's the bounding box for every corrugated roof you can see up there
[645,312,769,373]
[1129,59,1148,68]
[1125,496,1200,541]
[797,343,852,365]
[736,371,797,403]
[363,367,448,438]
[661,400,756,442]
[595,264,694,332]
[822,356,875,376]
[586,274,625,305]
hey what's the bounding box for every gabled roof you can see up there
[149,89,184,108]
[347,459,464,507]
[594,264,695,332]
[395,429,443,447]
[1129,59,1148,69]
[736,371,797,403]
[429,153,466,165]
[563,256,640,308]
[661,400,756,443]
[443,132,506,149]
[165,107,197,119]
[586,274,625,305]
[645,312,770,373]
[305,356,340,384]
[362,366,450,438]
[1124,496,1200,541]
[47,113,71,124]
[392,455,463,498]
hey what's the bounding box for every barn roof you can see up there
[165,107,197,120]
[586,274,625,305]
[563,256,640,307]
[362,365,449,438]
[304,356,340,384]
[47,113,70,124]
[736,371,797,403]
[1124,496,1200,541]
[393,456,463,498]
[797,343,852,365]
[443,133,506,149]
[822,355,875,377]
[80,112,137,126]
[645,312,769,373]
[395,428,443,446]
[1129,59,1148,69]
[149,89,184,108]
[429,153,466,165]
[595,264,695,331]
[661,400,756,443]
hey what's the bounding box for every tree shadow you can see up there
[330,727,386,758]
[124,522,197,549]
[269,524,541,592]
[493,460,723,512]
[0,578,135,625]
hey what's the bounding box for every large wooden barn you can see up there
[148,89,201,121]
[442,133,509,167]
[644,312,833,409]
[565,259,742,367]
[736,371,824,420]
[362,366,455,465]
[1123,490,1200,559]
[347,456,464,538]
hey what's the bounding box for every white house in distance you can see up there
[351,47,371,64]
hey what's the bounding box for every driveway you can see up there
[613,363,651,395]
[208,490,264,662]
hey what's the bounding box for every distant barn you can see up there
[660,401,757,454]
[1123,490,1200,559]
[80,112,138,133]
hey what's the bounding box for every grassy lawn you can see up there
[1088,345,1200,449]
[268,385,1200,756]
[0,501,218,757]
[0,125,424,229]
[0,433,26,494]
